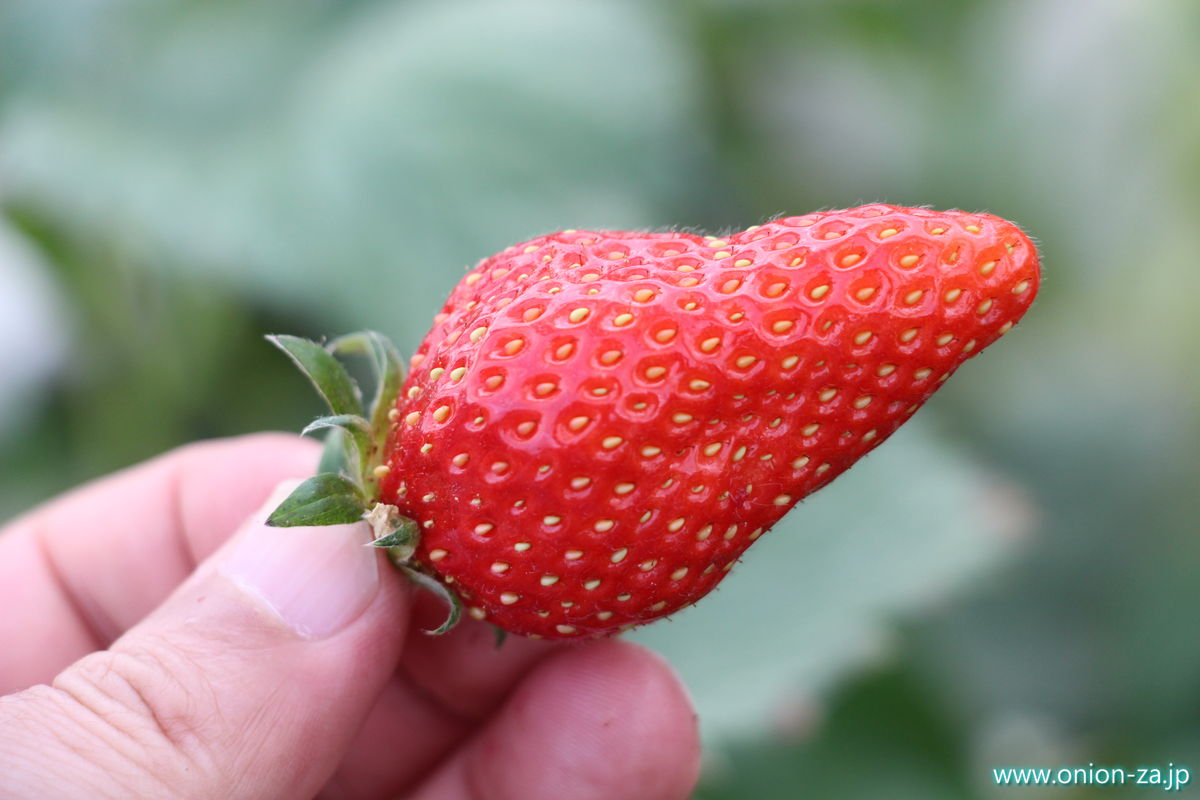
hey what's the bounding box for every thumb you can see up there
[0,481,411,800]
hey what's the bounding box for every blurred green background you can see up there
[2,0,1198,797]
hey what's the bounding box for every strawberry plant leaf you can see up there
[266,473,366,528]
[266,334,364,418]
[397,566,462,636]
[0,1,703,352]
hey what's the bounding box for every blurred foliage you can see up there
[696,658,975,800]
[3,0,1200,797]
[0,0,709,349]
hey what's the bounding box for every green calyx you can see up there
[264,331,462,636]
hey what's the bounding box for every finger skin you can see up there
[400,608,565,720]
[326,613,567,799]
[0,433,319,692]
[0,498,411,800]
[408,640,701,800]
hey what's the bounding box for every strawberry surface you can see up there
[376,204,1040,639]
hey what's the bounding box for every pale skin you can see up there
[0,434,701,799]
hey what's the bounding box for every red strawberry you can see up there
[268,204,1040,641]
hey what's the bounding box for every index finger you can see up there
[0,432,319,693]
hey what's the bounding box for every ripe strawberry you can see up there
[269,204,1040,640]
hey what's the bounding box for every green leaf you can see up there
[266,334,363,418]
[317,427,350,476]
[397,567,462,636]
[364,502,420,563]
[367,520,420,551]
[369,525,419,549]
[301,413,370,437]
[300,413,372,485]
[329,330,405,427]
[329,330,405,487]
[266,473,366,527]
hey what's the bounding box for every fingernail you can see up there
[219,481,380,639]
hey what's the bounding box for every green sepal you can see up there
[329,330,405,426]
[301,413,371,438]
[368,520,419,550]
[266,473,367,527]
[492,626,508,649]
[396,566,462,636]
[266,334,364,418]
[328,331,406,491]
[301,414,371,484]
[317,427,350,476]
[364,503,420,562]
[370,527,418,549]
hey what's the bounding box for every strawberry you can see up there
[268,204,1040,640]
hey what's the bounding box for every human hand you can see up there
[0,434,700,799]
